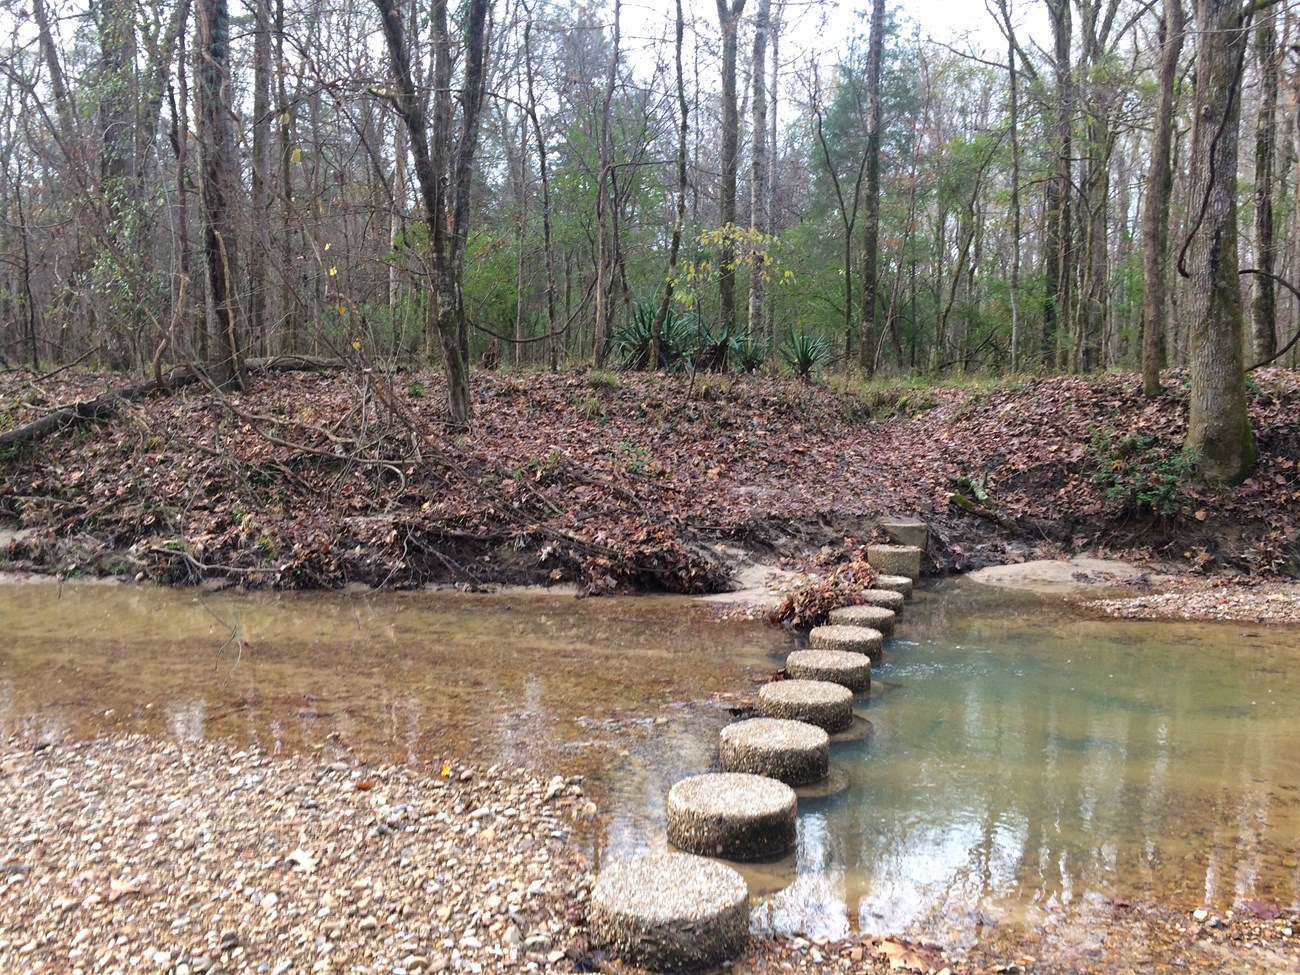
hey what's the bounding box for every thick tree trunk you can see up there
[715,0,746,332]
[197,0,246,389]
[1183,0,1257,485]
[857,0,885,375]
[1141,0,1185,399]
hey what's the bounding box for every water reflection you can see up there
[0,576,1297,943]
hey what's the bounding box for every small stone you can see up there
[1193,908,1209,921]
[358,915,378,932]
[152,951,171,968]
[259,892,279,910]
[502,926,523,949]
[402,955,429,973]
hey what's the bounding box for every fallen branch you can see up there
[0,357,349,452]
[948,475,1020,532]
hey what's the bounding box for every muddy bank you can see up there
[2,369,1299,595]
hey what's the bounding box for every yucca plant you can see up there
[780,330,833,381]
[730,333,767,373]
[613,301,697,370]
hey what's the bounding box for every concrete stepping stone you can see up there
[589,852,749,971]
[873,574,914,598]
[828,603,896,637]
[810,623,884,661]
[867,543,923,580]
[856,588,905,613]
[758,679,854,732]
[786,648,871,693]
[666,772,797,861]
[881,517,929,549]
[719,717,829,786]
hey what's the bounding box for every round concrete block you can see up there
[786,649,871,693]
[873,574,914,598]
[867,543,923,580]
[719,717,829,786]
[828,603,895,637]
[589,852,749,971]
[666,772,797,861]
[856,588,905,613]
[810,623,884,661]
[758,679,854,732]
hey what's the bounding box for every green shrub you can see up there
[780,330,833,381]
[1087,431,1200,519]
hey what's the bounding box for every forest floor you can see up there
[2,364,1299,620]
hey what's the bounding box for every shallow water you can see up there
[1,576,1297,946]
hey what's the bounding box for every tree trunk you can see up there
[521,3,558,369]
[250,0,272,357]
[651,0,691,370]
[197,0,246,389]
[715,0,746,332]
[1042,0,1074,369]
[748,0,770,342]
[1141,0,1185,399]
[592,0,621,367]
[1250,5,1279,363]
[373,0,487,426]
[1182,0,1257,485]
[857,0,885,375]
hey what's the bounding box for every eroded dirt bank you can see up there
[2,368,1298,599]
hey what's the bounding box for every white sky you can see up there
[619,0,1051,79]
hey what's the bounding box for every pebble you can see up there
[0,735,590,975]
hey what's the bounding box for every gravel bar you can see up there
[0,734,593,975]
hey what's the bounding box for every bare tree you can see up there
[857,0,886,375]
[748,0,771,342]
[1250,4,1280,363]
[197,0,246,388]
[715,0,747,332]
[373,0,490,425]
[1141,0,1186,399]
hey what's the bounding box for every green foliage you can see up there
[612,301,698,371]
[780,330,834,381]
[1087,431,1200,519]
[730,334,767,374]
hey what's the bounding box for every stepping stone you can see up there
[873,574,914,598]
[828,603,896,637]
[880,517,929,550]
[856,588,905,613]
[589,852,749,971]
[810,623,884,661]
[786,648,871,693]
[719,717,829,786]
[867,543,923,581]
[666,772,797,861]
[758,679,854,732]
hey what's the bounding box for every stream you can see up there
[2,575,1297,948]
